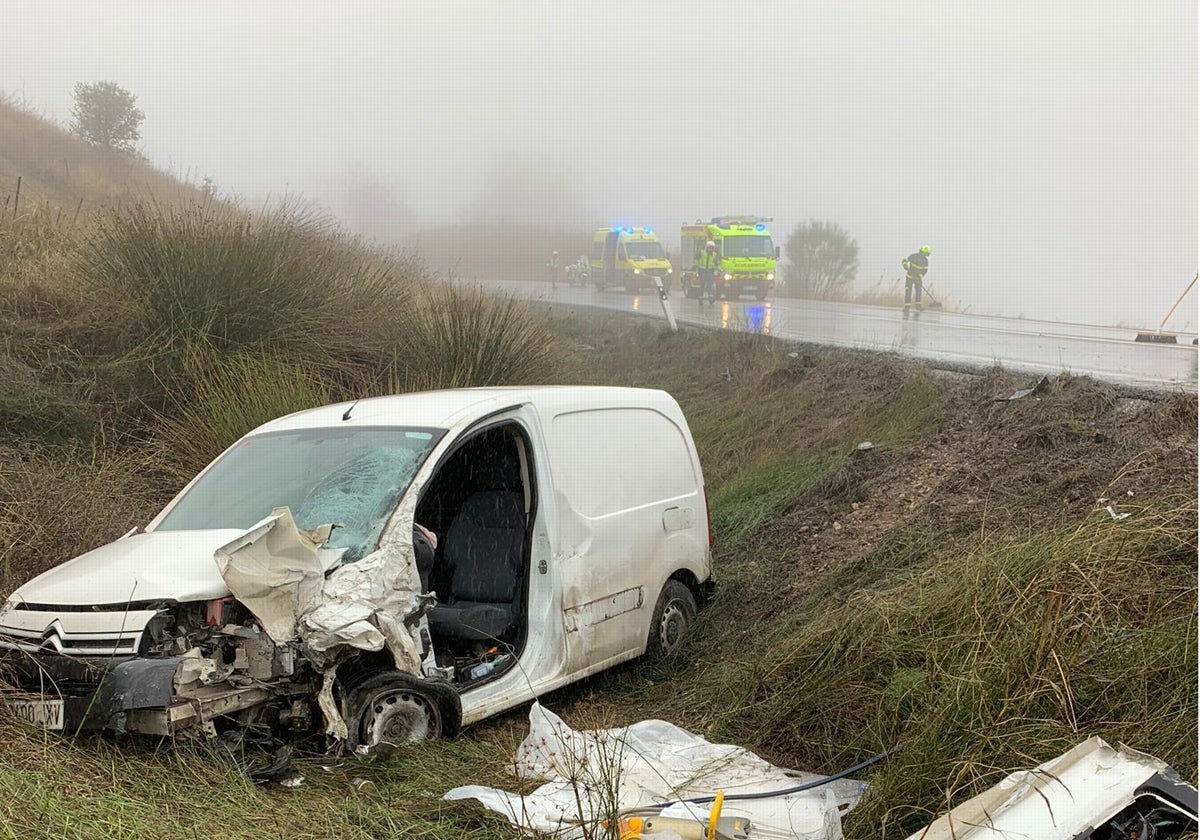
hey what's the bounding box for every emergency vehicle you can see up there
[589,227,673,292]
[680,217,778,301]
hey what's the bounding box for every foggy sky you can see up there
[5,1,1196,328]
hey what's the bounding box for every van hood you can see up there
[8,530,243,607]
[631,259,672,272]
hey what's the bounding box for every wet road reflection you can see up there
[486,280,1198,391]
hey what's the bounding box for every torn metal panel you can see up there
[215,508,337,642]
[300,486,426,674]
[908,737,1198,839]
[215,502,426,677]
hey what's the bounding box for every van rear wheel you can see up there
[647,581,697,661]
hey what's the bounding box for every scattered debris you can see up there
[996,374,1052,402]
[721,368,734,382]
[279,775,304,789]
[908,737,1198,839]
[444,703,862,839]
[1105,505,1131,521]
[855,441,875,453]
[574,344,597,351]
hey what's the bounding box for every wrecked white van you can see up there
[0,387,712,747]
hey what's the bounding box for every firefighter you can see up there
[902,245,931,313]
[697,240,719,305]
[548,251,560,290]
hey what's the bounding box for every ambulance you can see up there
[589,227,673,292]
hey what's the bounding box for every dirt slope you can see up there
[0,96,200,211]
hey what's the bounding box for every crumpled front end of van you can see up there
[0,505,433,741]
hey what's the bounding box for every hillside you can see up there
[1,295,1194,837]
[0,96,201,211]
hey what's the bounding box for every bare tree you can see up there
[782,219,859,298]
[70,81,144,153]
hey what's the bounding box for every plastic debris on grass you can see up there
[444,703,862,839]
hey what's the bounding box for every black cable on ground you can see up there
[654,743,904,807]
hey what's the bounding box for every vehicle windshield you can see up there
[722,236,774,258]
[624,240,666,260]
[156,427,444,560]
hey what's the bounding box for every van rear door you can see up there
[542,404,704,672]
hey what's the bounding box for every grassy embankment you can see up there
[0,101,1194,839]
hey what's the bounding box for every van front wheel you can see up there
[344,670,461,749]
[646,581,697,661]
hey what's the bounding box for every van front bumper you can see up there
[2,653,270,736]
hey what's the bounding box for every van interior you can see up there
[413,424,533,686]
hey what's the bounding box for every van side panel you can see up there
[546,405,707,671]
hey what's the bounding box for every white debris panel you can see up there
[907,737,1178,840]
[444,703,862,839]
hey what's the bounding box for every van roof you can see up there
[253,386,678,434]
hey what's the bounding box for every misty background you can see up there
[4,1,1196,328]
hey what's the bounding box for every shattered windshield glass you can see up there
[722,236,774,258]
[156,427,444,560]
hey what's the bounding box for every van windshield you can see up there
[156,427,444,560]
[722,236,774,258]
[625,240,665,260]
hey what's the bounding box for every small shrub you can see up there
[152,350,333,483]
[74,201,415,396]
[392,284,557,391]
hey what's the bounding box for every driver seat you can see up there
[427,491,526,642]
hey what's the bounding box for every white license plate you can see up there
[7,696,65,730]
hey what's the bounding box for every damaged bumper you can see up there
[1,653,270,736]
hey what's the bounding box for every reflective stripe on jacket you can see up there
[903,253,928,280]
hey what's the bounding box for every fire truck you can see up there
[679,217,778,301]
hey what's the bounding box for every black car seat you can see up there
[426,490,526,642]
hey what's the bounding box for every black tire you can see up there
[646,580,697,661]
[344,670,461,749]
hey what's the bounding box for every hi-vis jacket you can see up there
[698,250,719,270]
[902,252,929,281]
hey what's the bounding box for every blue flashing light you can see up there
[644,227,652,234]
[754,223,765,232]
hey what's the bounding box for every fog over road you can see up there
[485,279,1198,392]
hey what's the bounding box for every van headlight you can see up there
[724,273,733,281]
[767,272,775,281]
[667,268,673,274]
[633,268,642,275]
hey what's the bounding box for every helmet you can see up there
[705,240,716,249]
[920,245,931,255]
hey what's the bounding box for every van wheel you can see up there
[647,581,697,661]
[344,670,461,749]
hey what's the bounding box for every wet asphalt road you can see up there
[483,279,1198,392]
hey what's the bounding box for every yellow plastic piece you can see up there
[707,791,725,840]
[618,815,645,839]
